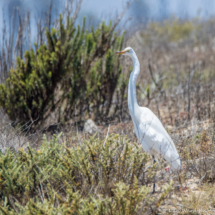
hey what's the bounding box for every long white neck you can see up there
[127,52,140,118]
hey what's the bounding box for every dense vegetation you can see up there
[1,1,215,213]
[0,15,126,127]
[0,134,174,214]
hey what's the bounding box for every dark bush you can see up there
[0,15,126,127]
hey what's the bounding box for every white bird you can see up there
[116,47,181,188]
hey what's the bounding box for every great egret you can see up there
[116,47,181,192]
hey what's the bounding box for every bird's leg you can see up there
[178,173,182,190]
[152,155,156,193]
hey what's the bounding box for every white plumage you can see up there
[116,47,181,171]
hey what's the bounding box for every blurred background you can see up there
[1,0,215,27]
[1,0,215,42]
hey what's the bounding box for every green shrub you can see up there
[140,19,195,45]
[0,133,172,214]
[0,15,126,126]
[150,19,194,41]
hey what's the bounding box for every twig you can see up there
[103,124,110,148]
[148,61,162,92]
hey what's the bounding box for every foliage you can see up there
[0,133,173,214]
[199,130,211,154]
[0,15,126,126]
[148,19,195,42]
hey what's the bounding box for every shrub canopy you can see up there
[0,134,173,214]
[0,15,127,126]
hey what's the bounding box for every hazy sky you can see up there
[81,0,215,19]
[81,0,215,18]
[0,0,215,37]
[0,0,215,22]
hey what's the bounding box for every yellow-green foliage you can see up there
[0,133,171,214]
[141,19,195,44]
[0,16,126,125]
[151,19,194,41]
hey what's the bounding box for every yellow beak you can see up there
[116,49,127,55]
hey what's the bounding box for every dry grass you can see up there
[1,101,215,214]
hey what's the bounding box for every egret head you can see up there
[116,47,134,57]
